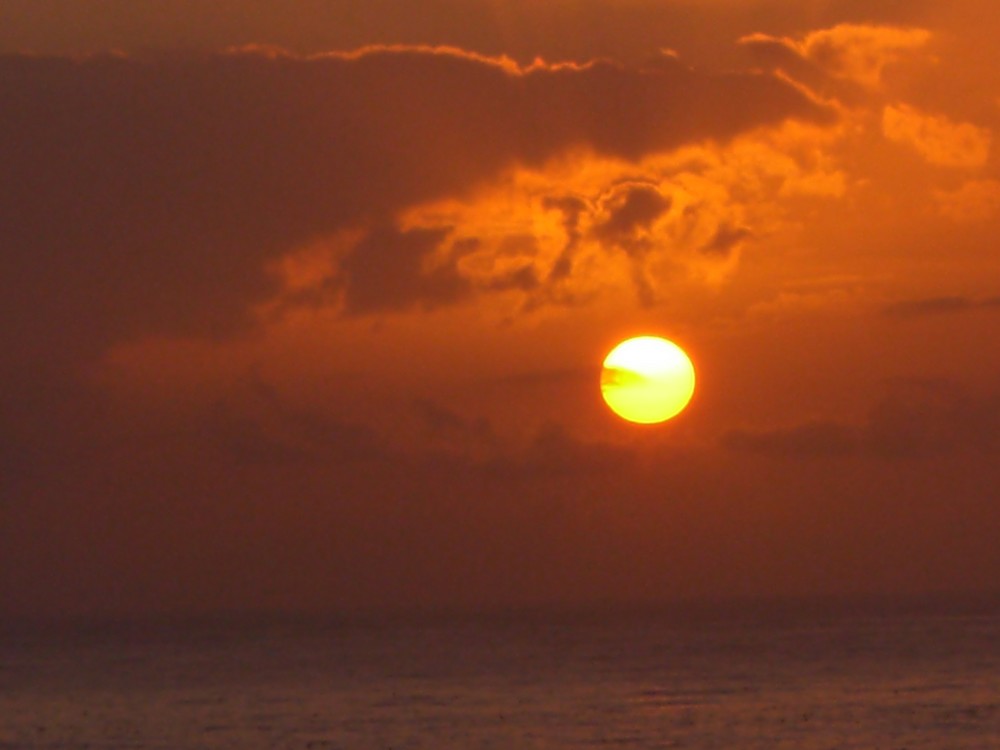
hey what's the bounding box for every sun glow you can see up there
[601,336,696,424]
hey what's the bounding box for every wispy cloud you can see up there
[882,295,1000,318]
[723,380,1000,460]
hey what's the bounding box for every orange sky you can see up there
[3,0,1000,621]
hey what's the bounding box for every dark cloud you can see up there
[738,22,934,106]
[722,419,859,458]
[412,398,498,451]
[483,422,636,479]
[739,33,846,98]
[0,0,932,67]
[865,379,1000,458]
[702,223,753,256]
[338,223,467,315]
[723,380,1000,460]
[542,195,588,282]
[204,398,387,467]
[486,263,542,294]
[476,235,544,293]
[407,399,633,479]
[590,183,675,305]
[1,46,833,370]
[594,184,672,251]
[882,295,1000,318]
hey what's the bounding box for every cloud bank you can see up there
[1,46,832,369]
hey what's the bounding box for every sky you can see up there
[3,0,1000,622]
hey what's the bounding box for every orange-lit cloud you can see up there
[882,103,992,168]
[935,179,1000,221]
[354,118,854,318]
[741,24,933,92]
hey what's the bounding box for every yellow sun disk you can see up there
[601,336,695,424]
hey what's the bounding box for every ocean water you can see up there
[2,601,999,749]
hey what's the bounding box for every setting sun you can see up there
[601,336,696,424]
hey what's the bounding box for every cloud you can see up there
[404,396,635,479]
[483,422,636,479]
[397,117,846,315]
[722,419,859,458]
[0,0,937,64]
[935,179,1000,222]
[185,375,391,467]
[797,24,932,88]
[337,223,469,315]
[541,194,589,283]
[593,183,672,251]
[723,380,1000,460]
[882,295,1000,318]
[0,46,833,369]
[410,398,498,458]
[865,380,1000,458]
[740,23,932,97]
[882,103,992,168]
[740,33,845,97]
[702,223,753,256]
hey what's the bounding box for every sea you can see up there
[2,597,999,749]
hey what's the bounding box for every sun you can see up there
[601,336,696,424]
